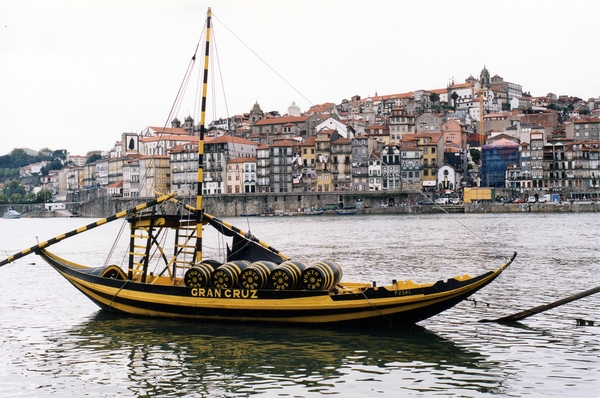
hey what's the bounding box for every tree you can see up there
[53,149,67,162]
[38,147,54,161]
[0,194,7,203]
[469,148,481,164]
[451,91,459,109]
[41,159,63,177]
[10,193,23,203]
[37,189,53,203]
[24,192,37,202]
[86,153,102,164]
[5,180,26,199]
[429,92,440,105]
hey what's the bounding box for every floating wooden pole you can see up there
[480,285,600,323]
[0,192,176,267]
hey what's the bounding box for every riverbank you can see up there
[3,198,599,219]
[251,201,600,217]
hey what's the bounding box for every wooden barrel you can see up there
[184,262,216,288]
[301,261,343,291]
[211,260,250,289]
[239,261,278,290]
[270,260,306,290]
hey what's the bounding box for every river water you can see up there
[0,213,598,397]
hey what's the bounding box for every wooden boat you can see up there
[0,8,516,327]
[3,208,21,219]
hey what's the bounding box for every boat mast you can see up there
[195,7,211,263]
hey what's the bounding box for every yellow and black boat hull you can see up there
[39,249,516,327]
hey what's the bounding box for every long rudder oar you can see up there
[0,192,176,267]
[480,284,600,323]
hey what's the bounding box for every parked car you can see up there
[418,199,434,205]
[513,198,525,204]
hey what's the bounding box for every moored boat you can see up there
[336,207,357,215]
[0,8,516,327]
[303,208,324,215]
[3,208,21,219]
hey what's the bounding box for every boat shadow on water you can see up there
[61,311,494,384]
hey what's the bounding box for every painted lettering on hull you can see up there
[190,288,258,299]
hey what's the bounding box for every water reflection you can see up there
[3,214,599,396]
[40,311,500,396]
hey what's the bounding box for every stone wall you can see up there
[66,191,426,218]
[4,191,598,219]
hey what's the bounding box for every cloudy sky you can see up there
[1,0,598,156]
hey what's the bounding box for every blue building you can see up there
[481,139,519,188]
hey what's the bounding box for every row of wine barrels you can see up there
[301,261,343,291]
[184,259,343,291]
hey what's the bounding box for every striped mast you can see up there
[195,7,211,263]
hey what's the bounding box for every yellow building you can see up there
[315,129,333,192]
[414,133,442,190]
[299,136,316,191]
[226,157,246,194]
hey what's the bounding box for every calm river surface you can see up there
[1,213,599,397]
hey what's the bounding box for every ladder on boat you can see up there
[127,215,199,284]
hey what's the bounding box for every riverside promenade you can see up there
[3,197,599,218]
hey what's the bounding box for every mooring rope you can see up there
[360,289,392,326]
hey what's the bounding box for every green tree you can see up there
[5,180,26,199]
[429,92,440,105]
[469,148,481,164]
[86,153,102,164]
[0,194,8,203]
[38,147,54,161]
[451,91,459,109]
[24,192,37,202]
[53,149,67,162]
[10,193,23,203]
[41,159,63,177]
[37,189,53,203]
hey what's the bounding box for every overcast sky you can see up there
[1,0,598,156]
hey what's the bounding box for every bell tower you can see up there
[480,65,490,88]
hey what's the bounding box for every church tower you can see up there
[249,101,264,125]
[363,98,375,125]
[287,101,301,117]
[480,65,490,88]
[183,116,195,135]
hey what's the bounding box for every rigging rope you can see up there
[212,12,314,108]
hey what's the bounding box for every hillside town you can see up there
[3,66,600,204]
